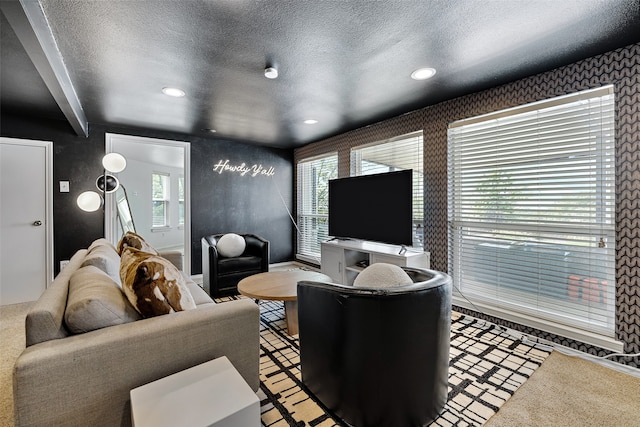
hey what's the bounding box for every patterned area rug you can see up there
[217,296,550,426]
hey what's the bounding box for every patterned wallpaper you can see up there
[294,43,640,366]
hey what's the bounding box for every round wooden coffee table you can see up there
[238,270,332,335]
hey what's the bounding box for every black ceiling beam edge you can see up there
[0,0,88,137]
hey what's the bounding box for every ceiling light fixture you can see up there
[304,119,318,125]
[162,87,186,97]
[264,67,278,79]
[411,67,437,80]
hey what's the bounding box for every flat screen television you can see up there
[328,170,413,246]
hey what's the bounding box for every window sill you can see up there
[296,253,321,266]
[151,226,171,233]
[452,295,624,353]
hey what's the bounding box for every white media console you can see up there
[321,239,430,285]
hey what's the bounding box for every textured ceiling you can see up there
[1,0,639,148]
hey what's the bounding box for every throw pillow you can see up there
[217,233,246,257]
[81,243,122,285]
[120,247,196,318]
[65,265,141,334]
[353,263,413,288]
[116,231,158,256]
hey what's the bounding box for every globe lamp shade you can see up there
[77,191,102,212]
[102,153,127,173]
[96,174,120,193]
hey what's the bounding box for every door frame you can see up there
[0,137,54,284]
[104,133,191,274]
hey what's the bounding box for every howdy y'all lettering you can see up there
[212,159,275,177]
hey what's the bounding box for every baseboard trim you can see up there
[270,261,320,271]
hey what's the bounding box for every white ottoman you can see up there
[130,356,260,427]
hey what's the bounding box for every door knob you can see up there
[33,220,43,226]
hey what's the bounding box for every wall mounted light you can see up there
[76,152,127,212]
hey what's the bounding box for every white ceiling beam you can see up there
[0,0,88,137]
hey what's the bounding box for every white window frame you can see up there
[448,85,621,351]
[350,131,424,248]
[152,172,170,229]
[178,175,185,228]
[296,152,338,263]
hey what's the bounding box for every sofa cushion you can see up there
[159,250,183,271]
[218,256,262,275]
[87,238,117,252]
[185,278,215,305]
[25,250,88,346]
[120,247,196,318]
[65,265,141,334]
[353,263,413,288]
[81,243,122,285]
[217,233,246,257]
[116,231,158,255]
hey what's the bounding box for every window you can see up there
[448,86,616,347]
[297,153,338,262]
[152,173,170,227]
[351,131,424,247]
[178,176,185,226]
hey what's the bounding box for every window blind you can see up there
[297,153,338,261]
[351,131,424,247]
[178,176,185,226]
[152,172,170,227]
[448,86,616,345]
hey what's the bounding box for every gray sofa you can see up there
[13,239,260,427]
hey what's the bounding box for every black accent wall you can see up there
[190,138,294,272]
[0,113,294,275]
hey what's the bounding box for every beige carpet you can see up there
[485,350,640,427]
[0,302,31,427]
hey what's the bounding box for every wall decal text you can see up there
[212,159,275,177]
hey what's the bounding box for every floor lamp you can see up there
[76,153,127,212]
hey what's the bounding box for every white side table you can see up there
[130,356,260,427]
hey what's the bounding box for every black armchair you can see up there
[297,267,452,427]
[201,233,269,297]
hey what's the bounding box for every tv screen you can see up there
[328,170,413,246]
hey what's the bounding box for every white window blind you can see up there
[297,153,338,261]
[448,86,616,346]
[178,176,185,226]
[152,172,170,227]
[351,131,424,247]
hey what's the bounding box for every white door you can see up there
[0,138,53,305]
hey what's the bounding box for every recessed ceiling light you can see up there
[304,119,318,125]
[264,67,278,79]
[411,67,436,80]
[202,128,217,133]
[162,87,186,97]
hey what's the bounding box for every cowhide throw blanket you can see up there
[117,231,158,255]
[120,247,196,317]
